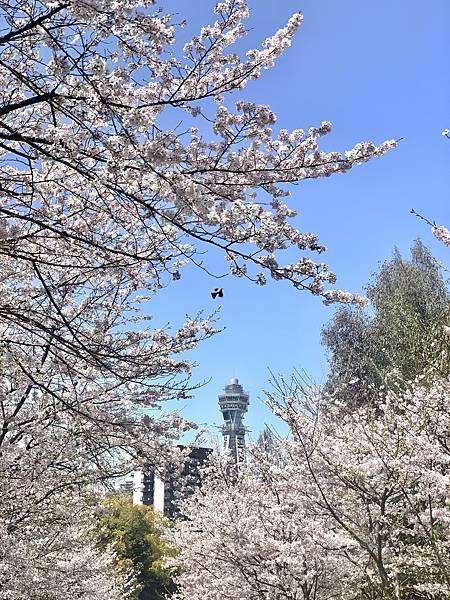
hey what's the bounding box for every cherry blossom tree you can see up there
[171,377,450,600]
[169,453,351,600]
[0,491,134,600]
[0,0,395,594]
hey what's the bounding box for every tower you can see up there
[218,378,249,463]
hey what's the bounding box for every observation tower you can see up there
[218,378,249,463]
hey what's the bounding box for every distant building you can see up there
[219,377,249,463]
[133,446,211,518]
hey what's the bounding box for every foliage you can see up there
[0,495,132,600]
[0,0,393,594]
[170,375,450,600]
[96,496,175,600]
[322,240,450,407]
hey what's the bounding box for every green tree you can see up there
[96,495,175,600]
[322,240,450,408]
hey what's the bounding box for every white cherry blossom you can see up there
[171,378,450,599]
[0,1,395,593]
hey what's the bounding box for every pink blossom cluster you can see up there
[433,225,450,247]
[171,378,450,599]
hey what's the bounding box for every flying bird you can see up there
[211,287,223,299]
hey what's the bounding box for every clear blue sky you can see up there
[152,0,450,442]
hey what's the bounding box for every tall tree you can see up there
[322,240,450,407]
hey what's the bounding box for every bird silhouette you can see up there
[211,287,223,299]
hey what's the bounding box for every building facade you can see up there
[133,446,211,518]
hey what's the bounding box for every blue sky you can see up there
[153,0,450,442]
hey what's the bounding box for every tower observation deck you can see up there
[218,378,249,463]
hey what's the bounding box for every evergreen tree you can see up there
[322,240,450,407]
[96,496,175,600]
